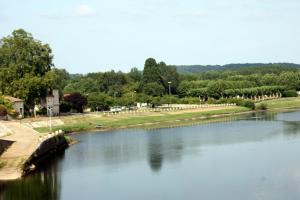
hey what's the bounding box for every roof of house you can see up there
[4,96,24,103]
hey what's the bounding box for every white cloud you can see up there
[74,4,96,17]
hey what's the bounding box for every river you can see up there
[1,111,300,200]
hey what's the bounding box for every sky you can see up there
[1,0,300,73]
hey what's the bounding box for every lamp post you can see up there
[18,114,22,127]
[168,81,172,95]
[167,81,172,107]
[47,106,53,133]
[130,91,136,110]
[46,96,54,133]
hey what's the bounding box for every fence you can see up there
[101,103,236,117]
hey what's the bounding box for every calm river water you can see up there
[2,111,300,200]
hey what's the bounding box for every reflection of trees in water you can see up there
[148,133,163,172]
[0,151,65,200]
[147,131,184,172]
[241,111,276,121]
[283,121,300,136]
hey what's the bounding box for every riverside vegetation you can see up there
[31,97,300,134]
[1,29,300,121]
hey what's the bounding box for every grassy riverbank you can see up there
[33,97,300,134]
[34,106,249,133]
[256,97,300,110]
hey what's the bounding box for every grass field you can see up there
[256,97,300,110]
[33,97,300,134]
[34,106,249,133]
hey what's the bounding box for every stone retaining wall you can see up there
[23,134,68,175]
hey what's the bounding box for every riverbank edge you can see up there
[22,134,69,177]
[0,135,70,182]
[65,106,300,136]
[2,99,300,181]
[67,109,253,135]
[31,98,300,135]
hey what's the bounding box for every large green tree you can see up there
[158,62,179,94]
[0,29,54,111]
[142,58,160,84]
[142,58,179,94]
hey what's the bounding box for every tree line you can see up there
[0,29,300,115]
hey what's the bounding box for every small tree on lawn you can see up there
[64,93,87,113]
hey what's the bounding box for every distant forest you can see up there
[176,63,300,74]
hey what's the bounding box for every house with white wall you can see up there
[4,96,24,117]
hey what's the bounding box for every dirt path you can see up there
[0,121,40,180]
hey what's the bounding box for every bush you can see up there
[282,90,298,97]
[209,98,255,110]
[180,97,200,104]
[0,105,8,116]
[159,95,181,104]
[60,101,72,113]
[257,103,268,110]
[239,100,255,110]
[0,96,13,113]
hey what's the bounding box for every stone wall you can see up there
[23,134,69,175]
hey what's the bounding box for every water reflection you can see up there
[147,133,163,171]
[0,151,64,200]
[147,130,184,172]
[283,121,300,136]
[2,110,300,200]
[239,111,277,121]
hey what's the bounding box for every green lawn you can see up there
[256,97,300,110]
[34,98,300,134]
[35,106,249,133]
[35,97,300,133]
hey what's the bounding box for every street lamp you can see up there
[168,82,172,95]
[46,96,54,133]
[167,81,172,107]
[131,91,136,110]
[47,106,53,133]
[18,114,22,126]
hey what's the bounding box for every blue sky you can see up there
[1,0,300,73]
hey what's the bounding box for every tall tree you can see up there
[0,29,53,111]
[0,29,53,76]
[158,62,179,94]
[142,58,160,84]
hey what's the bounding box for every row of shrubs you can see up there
[207,98,269,110]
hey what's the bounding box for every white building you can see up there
[41,89,60,116]
[5,96,24,117]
